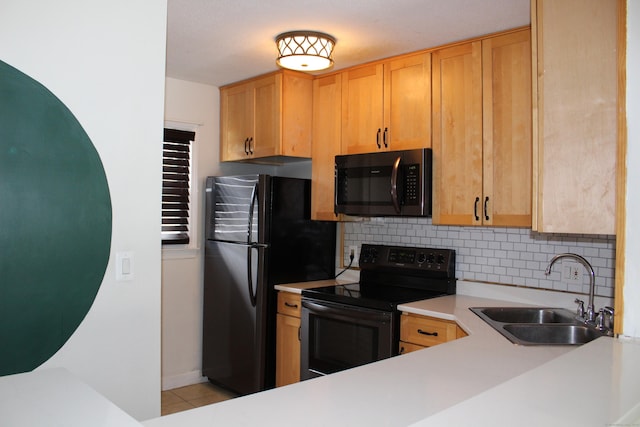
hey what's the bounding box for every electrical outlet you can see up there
[348,245,358,263]
[561,262,582,284]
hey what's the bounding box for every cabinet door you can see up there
[385,53,431,150]
[482,30,532,227]
[312,74,342,221]
[252,74,281,158]
[532,0,617,234]
[341,64,384,154]
[432,42,483,225]
[281,72,313,158]
[275,313,300,387]
[220,83,253,161]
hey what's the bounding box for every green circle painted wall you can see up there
[0,60,112,375]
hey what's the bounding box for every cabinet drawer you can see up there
[398,341,425,355]
[277,292,302,318]
[400,313,458,347]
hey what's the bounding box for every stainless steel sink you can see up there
[470,307,608,346]
[503,324,604,345]
[475,307,576,324]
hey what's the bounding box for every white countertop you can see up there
[0,368,142,427]
[142,288,640,427]
[274,278,353,293]
[411,336,640,427]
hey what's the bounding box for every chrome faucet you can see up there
[544,253,597,323]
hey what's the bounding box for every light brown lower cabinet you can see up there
[275,292,302,387]
[399,312,467,354]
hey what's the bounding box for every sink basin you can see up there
[469,306,609,346]
[503,324,604,345]
[473,307,576,324]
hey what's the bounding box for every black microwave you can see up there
[335,148,432,217]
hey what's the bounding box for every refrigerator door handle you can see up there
[247,183,259,243]
[246,245,258,307]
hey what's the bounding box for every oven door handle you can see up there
[302,300,391,323]
[390,155,402,214]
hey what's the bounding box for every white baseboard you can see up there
[162,370,208,391]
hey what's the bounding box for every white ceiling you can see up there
[166,0,530,87]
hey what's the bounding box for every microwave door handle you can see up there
[334,162,338,216]
[390,156,402,214]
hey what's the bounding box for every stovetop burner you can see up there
[302,244,456,311]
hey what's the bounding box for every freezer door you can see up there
[205,175,262,244]
[202,240,268,395]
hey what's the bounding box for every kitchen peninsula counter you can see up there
[143,287,640,427]
[3,282,635,426]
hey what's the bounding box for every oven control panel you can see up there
[359,244,455,276]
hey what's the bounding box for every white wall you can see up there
[0,0,167,420]
[624,1,640,338]
[162,78,219,390]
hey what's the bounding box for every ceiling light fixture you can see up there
[275,31,336,72]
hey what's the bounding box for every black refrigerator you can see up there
[202,175,336,395]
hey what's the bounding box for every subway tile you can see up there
[487,257,500,267]
[500,242,515,251]
[342,221,615,298]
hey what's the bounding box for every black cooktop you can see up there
[302,244,456,312]
[302,283,448,311]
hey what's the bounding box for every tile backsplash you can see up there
[342,217,616,298]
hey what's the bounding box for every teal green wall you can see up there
[0,60,112,375]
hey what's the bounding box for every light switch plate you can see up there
[116,252,134,281]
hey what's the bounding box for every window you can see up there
[162,128,195,245]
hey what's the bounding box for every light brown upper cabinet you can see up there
[311,74,342,221]
[531,0,618,235]
[220,71,313,162]
[341,53,431,154]
[432,29,532,227]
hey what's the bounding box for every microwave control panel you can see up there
[404,164,419,205]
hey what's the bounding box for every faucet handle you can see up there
[603,306,615,333]
[574,298,585,318]
[596,309,605,330]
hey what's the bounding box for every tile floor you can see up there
[161,382,237,416]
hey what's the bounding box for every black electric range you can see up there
[299,243,456,379]
[302,243,456,311]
